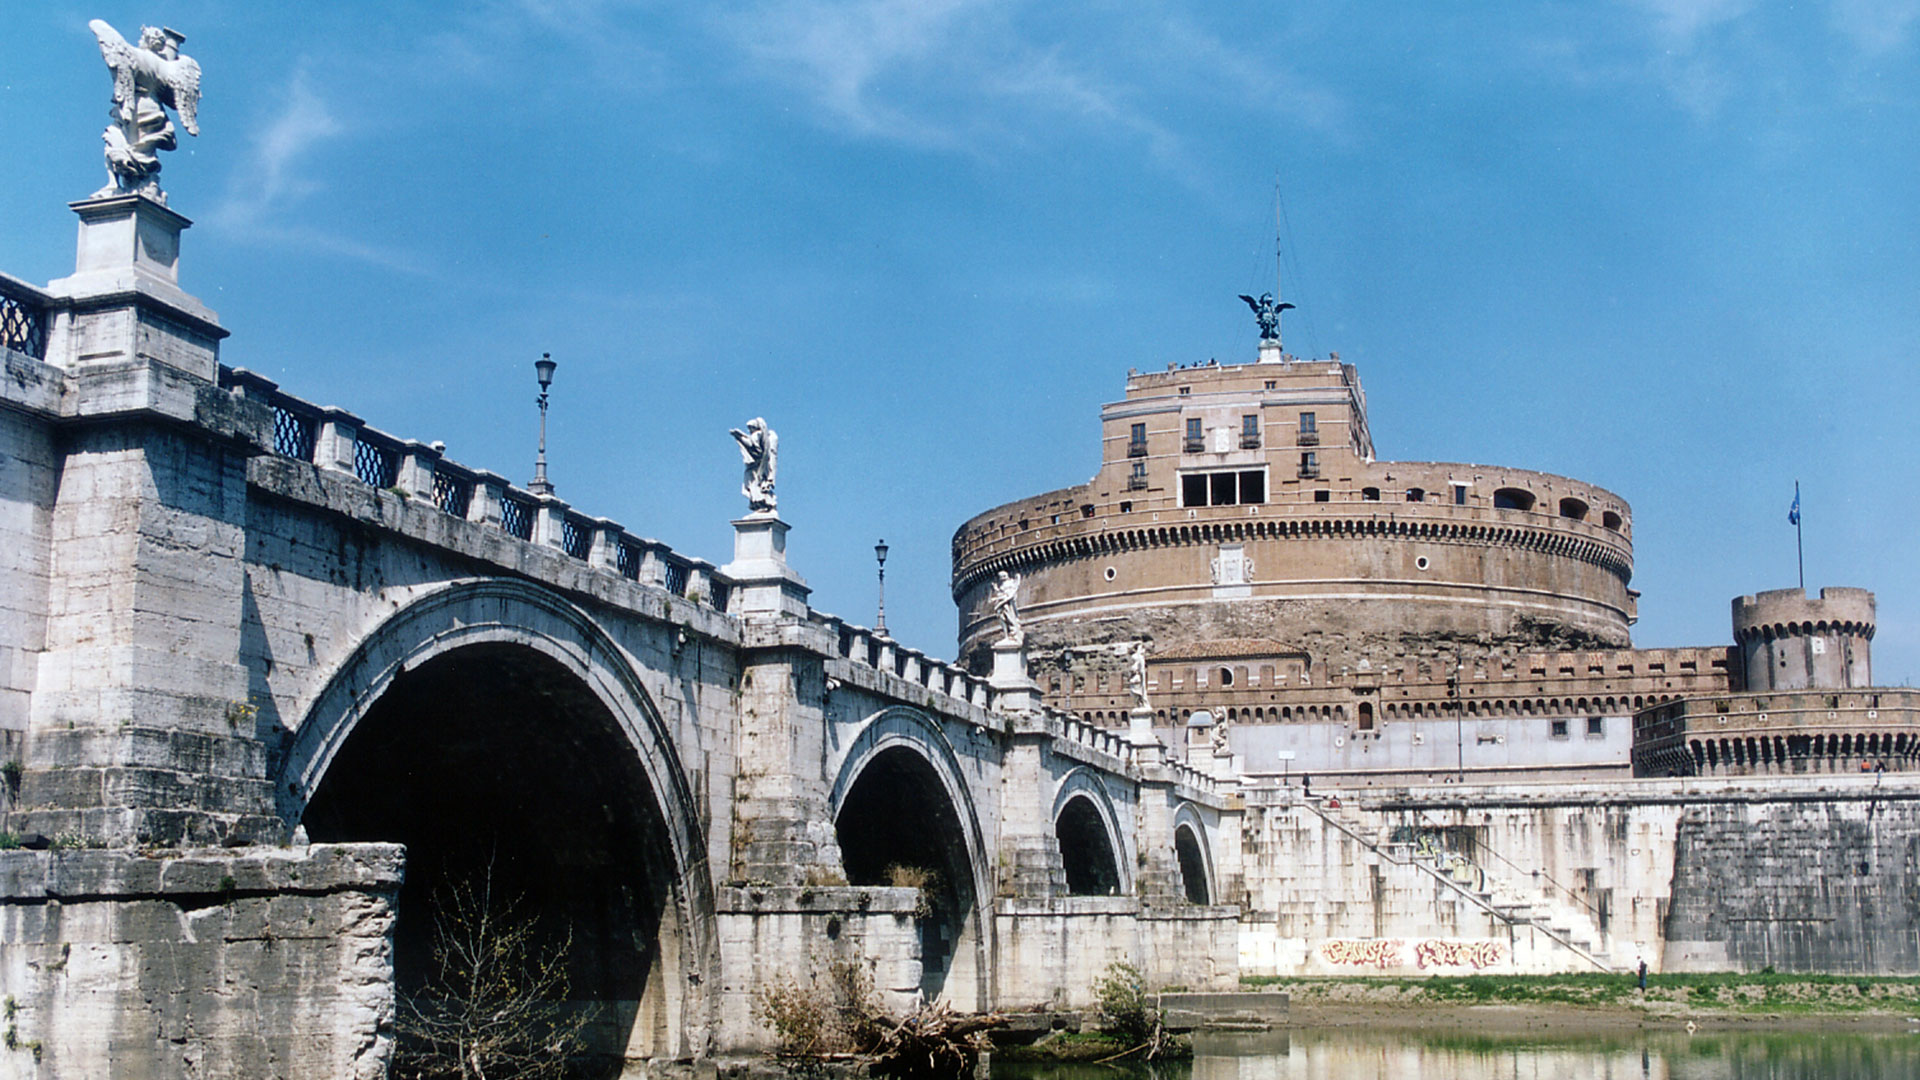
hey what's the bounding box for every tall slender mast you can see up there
[1273,183,1285,351]
[1795,479,1805,591]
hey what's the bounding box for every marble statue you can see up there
[1127,641,1150,711]
[729,417,777,513]
[989,571,1023,644]
[87,20,201,202]
[1237,291,1294,343]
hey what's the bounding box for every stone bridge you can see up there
[0,196,1239,1074]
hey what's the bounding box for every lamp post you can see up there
[874,539,889,635]
[530,353,556,495]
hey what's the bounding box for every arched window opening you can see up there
[1358,701,1375,731]
[1493,487,1536,512]
[1558,497,1589,521]
[1406,487,1425,502]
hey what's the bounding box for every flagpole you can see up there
[1794,480,1804,592]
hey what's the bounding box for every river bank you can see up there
[1254,973,1920,1034]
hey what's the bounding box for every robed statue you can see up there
[88,19,201,202]
[1238,291,1293,343]
[989,571,1024,645]
[729,417,777,514]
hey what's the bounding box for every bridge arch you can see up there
[829,706,992,1009]
[1051,767,1132,896]
[1171,801,1216,905]
[279,578,713,1066]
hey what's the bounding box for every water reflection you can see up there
[991,1027,1920,1080]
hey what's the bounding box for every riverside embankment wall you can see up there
[1233,775,1920,976]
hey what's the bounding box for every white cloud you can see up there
[212,70,424,275]
[1830,0,1920,54]
[1627,0,1754,46]
[713,0,1343,182]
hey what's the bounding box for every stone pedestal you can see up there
[721,512,810,620]
[989,639,1040,714]
[1257,339,1284,364]
[1129,705,1164,763]
[43,194,226,381]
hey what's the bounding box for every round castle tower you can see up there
[1731,587,1875,691]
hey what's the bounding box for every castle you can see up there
[952,334,1905,784]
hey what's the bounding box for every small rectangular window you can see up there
[1299,451,1318,478]
[1128,461,1148,491]
[1453,484,1468,505]
[1185,417,1204,453]
[1587,716,1604,736]
[1264,380,1277,390]
[1314,489,1330,503]
[1210,472,1237,506]
[1550,719,1569,738]
[1182,474,1208,507]
[1299,411,1317,433]
[1240,415,1261,449]
[1128,422,1148,457]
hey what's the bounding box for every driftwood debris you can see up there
[866,1002,1007,1077]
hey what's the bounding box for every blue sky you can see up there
[5,1,1917,682]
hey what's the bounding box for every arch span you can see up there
[1051,767,1132,896]
[830,706,993,1009]
[279,578,713,1063]
[1171,802,1216,906]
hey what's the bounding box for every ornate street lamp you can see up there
[530,353,556,495]
[875,539,890,635]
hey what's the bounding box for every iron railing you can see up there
[1183,437,1205,454]
[500,495,533,541]
[0,284,47,360]
[354,435,398,489]
[432,469,471,518]
[272,404,318,462]
[1127,439,1148,458]
[561,515,591,560]
[1240,433,1261,449]
[663,560,689,597]
[616,540,642,581]
[1297,430,1320,446]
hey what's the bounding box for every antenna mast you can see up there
[1273,179,1285,350]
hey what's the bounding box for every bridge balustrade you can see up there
[0,272,50,360]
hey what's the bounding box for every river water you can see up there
[991,1027,1920,1080]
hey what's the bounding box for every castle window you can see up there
[1358,702,1375,731]
[1493,487,1536,511]
[1241,415,1261,449]
[1264,380,1277,390]
[1128,422,1148,457]
[1299,452,1319,479]
[1210,473,1236,506]
[1453,483,1468,505]
[1119,501,1133,513]
[1082,504,1096,518]
[1551,719,1570,738]
[1185,417,1204,453]
[1178,386,1191,395]
[1313,489,1330,503]
[1129,461,1148,491]
[1239,470,1265,503]
[1407,487,1424,502]
[1362,487,1381,501]
[1182,474,1207,507]
[1218,667,1234,687]
[1559,497,1589,520]
[1297,411,1319,446]
[1602,511,1623,530]
[1587,716,1604,736]
[1181,469,1266,507]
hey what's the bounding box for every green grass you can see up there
[1237,971,1920,1016]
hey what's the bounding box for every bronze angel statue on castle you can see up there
[87,19,201,202]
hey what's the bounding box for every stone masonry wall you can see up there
[1665,797,1920,973]
[0,843,403,1080]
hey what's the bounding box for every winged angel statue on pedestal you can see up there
[87,20,201,203]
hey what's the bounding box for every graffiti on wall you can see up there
[1318,938,1508,971]
[1414,939,1506,970]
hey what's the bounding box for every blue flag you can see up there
[1788,491,1800,526]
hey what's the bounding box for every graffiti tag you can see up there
[1414,939,1506,970]
[1319,939,1404,968]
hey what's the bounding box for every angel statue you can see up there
[1237,291,1294,343]
[1126,641,1150,711]
[729,417,777,514]
[988,570,1023,645]
[87,20,201,202]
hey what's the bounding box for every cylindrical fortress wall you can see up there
[1732,587,1876,691]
